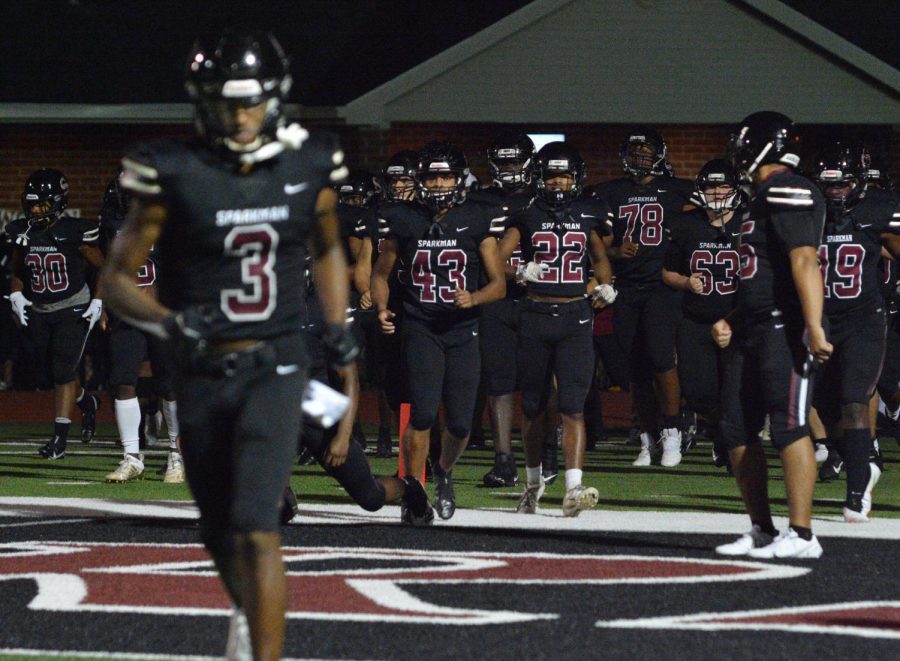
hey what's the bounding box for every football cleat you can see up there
[562,484,599,518]
[814,442,829,463]
[105,454,144,483]
[818,449,843,482]
[433,466,456,520]
[712,443,731,469]
[844,463,882,523]
[483,452,519,488]
[376,426,393,458]
[660,428,683,467]
[280,486,299,525]
[297,448,317,466]
[79,395,99,444]
[541,443,559,485]
[632,432,659,467]
[39,435,67,460]
[715,525,776,556]
[400,476,434,526]
[747,529,823,559]
[516,478,546,514]
[163,451,185,484]
[225,608,252,661]
[681,410,697,452]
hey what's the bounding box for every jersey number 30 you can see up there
[221,225,279,321]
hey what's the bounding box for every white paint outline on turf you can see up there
[595,600,900,640]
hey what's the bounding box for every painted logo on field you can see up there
[0,542,807,625]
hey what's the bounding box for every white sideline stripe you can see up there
[0,517,84,529]
[0,651,220,660]
[2,498,900,540]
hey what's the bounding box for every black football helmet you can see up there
[382,150,419,201]
[21,168,69,229]
[184,30,292,158]
[336,169,377,207]
[694,159,741,212]
[534,141,585,206]
[856,145,893,191]
[100,170,130,222]
[487,130,535,191]
[416,141,469,210]
[811,142,865,212]
[728,111,801,175]
[621,128,667,178]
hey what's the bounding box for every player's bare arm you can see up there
[310,187,351,327]
[497,225,521,263]
[789,245,832,362]
[354,236,373,308]
[370,238,398,333]
[102,199,170,330]
[456,235,505,308]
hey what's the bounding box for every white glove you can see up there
[7,291,32,326]
[82,298,103,330]
[515,261,550,284]
[592,284,618,305]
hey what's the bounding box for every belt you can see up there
[190,340,278,378]
[521,297,589,317]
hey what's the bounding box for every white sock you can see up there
[565,468,583,491]
[115,398,142,455]
[161,399,179,448]
[640,432,654,449]
[526,465,543,485]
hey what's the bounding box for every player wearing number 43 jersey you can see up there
[592,128,694,468]
[810,143,900,522]
[371,141,506,523]
[5,168,103,460]
[499,141,613,517]
[104,30,358,660]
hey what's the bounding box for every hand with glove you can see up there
[7,291,32,326]
[515,261,550,284]
[322,322,360,370]
[162,306,218,359]
[81,298,103,331]
[591,283,618,306]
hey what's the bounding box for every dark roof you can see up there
[2,0,896,107]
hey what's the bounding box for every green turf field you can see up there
[0,423,896,519]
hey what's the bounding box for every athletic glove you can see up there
[7,291,31,326]
[81,298,103,330]
[515,261,550,284]
[591,284,618,305]
[322,322,360,370]
[162,306,217,358]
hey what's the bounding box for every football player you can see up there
[809,143,900,522]
[469,130,537,488]
[498,141,614,516]
[592,128,694,467]
[371,141,506,521]
[103,31,358,660]
[663,160,744,468]
[99,172,182,483]
[6,168,103,459]
[713,111,831,559]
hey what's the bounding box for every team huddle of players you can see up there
[4,115,899,535]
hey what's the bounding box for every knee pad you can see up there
[410,411,436,432]
[446,422,470,441]
[521,391,542,419]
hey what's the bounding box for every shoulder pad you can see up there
[121,140,184,197]
[303,130,348,185]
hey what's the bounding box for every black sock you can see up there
[752,519,778,538]
[790,525,812,541]
[663,414,680,430]
[76,392,96,412]
[54,418,71,442]
[837,428,873,500]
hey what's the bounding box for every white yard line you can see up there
[1,497,899,539]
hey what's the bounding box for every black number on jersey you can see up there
[411,248,467,303]
[689,249,740,295]
[221,224,279,321]
[620,203,664,246]
[531,230,587,283]
[25,253,69,294]
[818,243,864,299]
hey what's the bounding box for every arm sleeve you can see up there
[80,219,101,246]
[766,182,824,251]
[120,143,167,200]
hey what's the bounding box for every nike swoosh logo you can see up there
[456,227,469,232]
[580,213,596,219]
[858,224,872,228]
[73,309,84,313]
[579,319,591,325]
[276,364,300,375]
[657,189,667,193]
[472,330,478,336]
[284,182,309,195]
[774,324,784,329]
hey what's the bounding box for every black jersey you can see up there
[820,194,900,318]
[592,175,693,287]
[5,216,99,306]
[507,196,612,298]
[737,170,826,318]
[99,200,159,288]
[120,130,345,342]
[665,207,742,323]
[381,198,497,323]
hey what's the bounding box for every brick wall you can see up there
[1,121,896,221]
